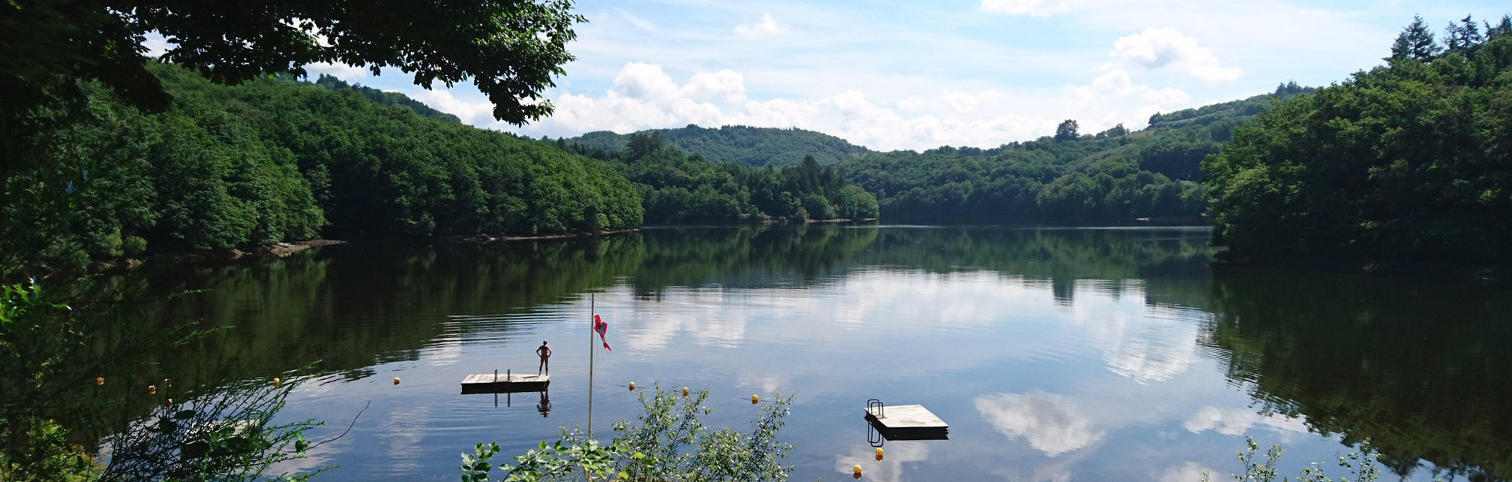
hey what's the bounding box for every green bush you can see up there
[463,385,794,481]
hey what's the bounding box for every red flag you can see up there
[593,314,611,351]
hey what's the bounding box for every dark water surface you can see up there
[107,225,1511,480]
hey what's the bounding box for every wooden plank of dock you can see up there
[460,373,550,394]
[865,404,948,440]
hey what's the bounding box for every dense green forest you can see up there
[1,62,645,274]
[1,63,885,275]
[567,125,873,167]
[1204,14,1512,267]
[561,132,879,223]
[835,86,1312,223]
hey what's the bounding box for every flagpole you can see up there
[588,293,595,439]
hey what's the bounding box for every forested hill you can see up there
[1145,81,1309,130]
[313,75,462,124]
[561,134,879,224]
[565,125,873,167]
[836,84,1315,223]
[2,63,889,274]
[2,62,645,273]
[1204,14,1512,268]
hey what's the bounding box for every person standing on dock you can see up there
[536,340,552,375]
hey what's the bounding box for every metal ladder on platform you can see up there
[867,398,885,419]
[866,399,885,447]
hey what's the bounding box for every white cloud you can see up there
[896,96,927,112]
[975,392,1105,456]
[734,14,787,37]
[143,34,171,57]
[305,62,369,82]
[941,89,1005,113]
[979,0,1092,17]
[683,70,747,103]
[1069,70,1189,106]
[1111,28,1242,83]
[407,89,496,124]
[613,62,682,102]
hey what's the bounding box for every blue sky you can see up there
[303,0,1509,151]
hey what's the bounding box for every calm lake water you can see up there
[104,225,1510,480]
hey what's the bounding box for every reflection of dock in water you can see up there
[460,372,550,394]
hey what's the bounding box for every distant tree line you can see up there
[564,132,880,223]
[565,125,874,168]
[1205,13,1512,267]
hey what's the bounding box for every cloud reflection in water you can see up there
[974,391,1105,456]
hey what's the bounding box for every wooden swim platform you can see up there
[865,402,948,440]
[460,372,549,394]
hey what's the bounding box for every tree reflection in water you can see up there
[1204,266,1512,480]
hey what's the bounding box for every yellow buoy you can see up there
[272,377,281,387]
[165,398,173,407]
[682,386,690,397]
[95,376,105,386]
[393,377,401,385]
[162,378,171,388]
[853,464,863,477]
[751,394,759,404]
[628,381,636,391]
[147,385,157,395]
[875,447,884,459]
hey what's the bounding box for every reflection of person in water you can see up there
[536,340,552,375]
[536,390,552,417]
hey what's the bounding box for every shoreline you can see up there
[120,239,349,268]
[441,227,643,244]
[106,228,647,273]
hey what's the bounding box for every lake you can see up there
[95,225,1511,480]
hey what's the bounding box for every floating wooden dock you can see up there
[460,373,549,394]
[865,404,949,440]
